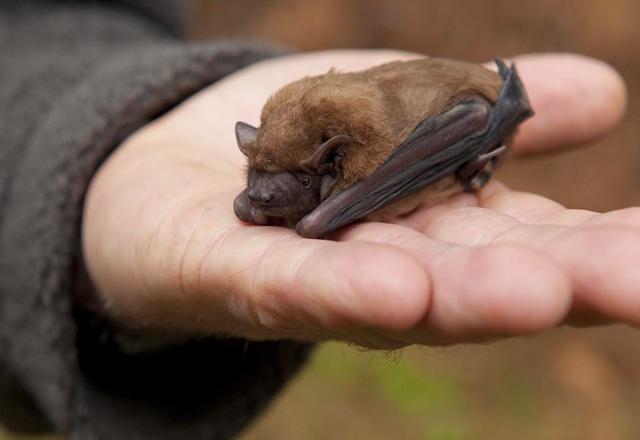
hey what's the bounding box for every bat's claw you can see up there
[495,57,510,81]
[457,145,507,192]
[494,58,534,125]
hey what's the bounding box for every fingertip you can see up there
[353,243,432,332]
[301,242,431,332]
[551,226,640,325]
[462,244,572,334]
[509,53,627,155]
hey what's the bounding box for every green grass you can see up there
[308,344,470,439]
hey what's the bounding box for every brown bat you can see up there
[233,57,533,238]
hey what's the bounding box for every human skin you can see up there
[82,50,633,349]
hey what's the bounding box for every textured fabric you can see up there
[0,1,312,439]
[110,0,191,36]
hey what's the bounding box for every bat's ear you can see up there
[235,121,258,156]
[299,134,352,174]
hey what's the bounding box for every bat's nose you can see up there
[248,188,275,206]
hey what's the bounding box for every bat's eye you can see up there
[302,177,312,188]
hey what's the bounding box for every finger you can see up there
[394,180,565,232]
[585,207,640,229]
[394,190,481,232]
[337,222,572,343]
[503,225,640,326]
[401,180,595,230]
[479,184,640,231]
[174,201,433,339]
[393,182,522,243]
[478,182,594,225]
[414,206,640,326]
[494,53,627,155]
[247,238,432,336]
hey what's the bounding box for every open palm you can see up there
[83,50,634,349]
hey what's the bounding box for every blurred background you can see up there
[3,1,639,439]
[194,1,640,439]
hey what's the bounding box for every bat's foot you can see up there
[456,59,533,193]
[457,145,507,191]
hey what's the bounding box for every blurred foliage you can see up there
[241,332,639,440]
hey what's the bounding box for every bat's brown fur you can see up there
[248,57,502,194]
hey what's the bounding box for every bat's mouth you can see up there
[254,205,309,225]
[234,188,315,228]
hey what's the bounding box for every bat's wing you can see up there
[296,59,533,239]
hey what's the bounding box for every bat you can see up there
[233,57,533,239]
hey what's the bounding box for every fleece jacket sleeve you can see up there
[0,1,311,439]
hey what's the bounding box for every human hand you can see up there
[82,50,630,348]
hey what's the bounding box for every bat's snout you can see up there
[234,189,268,225]
[247,188,275,206]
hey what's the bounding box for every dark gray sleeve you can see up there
[0,2,312,439]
